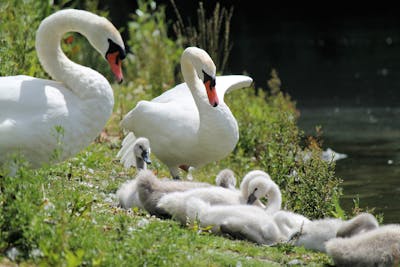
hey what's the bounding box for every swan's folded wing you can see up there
[215,75,253,101]
[151,82,193,104]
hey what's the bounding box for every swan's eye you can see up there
[139,145,143,151]
[106,38,126,60]
[202,70,215,86]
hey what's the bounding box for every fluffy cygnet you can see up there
[136,170,211,218]
[116,136,151,209]
[326,224,400,267]
[156,170,273,223]
[288,212,379,252]
[215,168,236,190]
[185,197,284,245]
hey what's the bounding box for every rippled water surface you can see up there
[298,106,400,223]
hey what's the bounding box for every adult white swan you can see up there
[118,47,253,179]
[0,9,125,168]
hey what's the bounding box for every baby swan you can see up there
[136,170,211,218]
[246,175,310,237]
[288,212,379,252]
[185,197,284,245]
[116,136,152,209]
[215,168,236,190]
[156,170,272,223]
[117,132,151,170]
[326,224,400,267]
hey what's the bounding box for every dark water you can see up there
[298,107,400,223]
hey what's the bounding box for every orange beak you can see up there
[204,80,219,107]
[106,51,124,84]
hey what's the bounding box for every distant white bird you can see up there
[301,148,348,162]
[118,46,253,179]
[185,197,284,245]
[0,9,125,168]
[288,213,379,252]
[321,148,348,162]
[116,137,151,209]
[326,224,400,267]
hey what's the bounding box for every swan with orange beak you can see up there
[118,47,253,179]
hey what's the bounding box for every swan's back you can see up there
[0,76,106,166]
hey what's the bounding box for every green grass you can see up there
[0,137,333,266]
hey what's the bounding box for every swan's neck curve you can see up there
[35,10,113,102]
[265,182,282,214]
[180,52,238,152]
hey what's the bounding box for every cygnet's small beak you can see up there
[141,150,151,164]
[247,192,257,204]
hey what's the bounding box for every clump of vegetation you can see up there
[125,0,182,98]
[215,69,343,219]
[170,0,233,74]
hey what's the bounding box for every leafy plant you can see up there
[170,0,233,74]
[125,0,182,98]
[224,69,343,219]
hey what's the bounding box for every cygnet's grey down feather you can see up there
[116,136,152,209]
[156,170,273,224]
[326,224,400,267]
[185,197,284,245]
[215,168,236,189]
[136,170,211,218]
[288,212,379,252]
[116,179,143,209]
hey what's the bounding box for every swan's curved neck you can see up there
[180,55,208,108]
[265,182,282,214]
[180,51,238,150]
[35,10,111,100]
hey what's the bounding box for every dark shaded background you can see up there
[102,1,400,107]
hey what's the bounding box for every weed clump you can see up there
[225,69,343,219]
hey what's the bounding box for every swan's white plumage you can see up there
[119,47,252,178]
[0,9,125,168]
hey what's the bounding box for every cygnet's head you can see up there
[215,168,236,189]
[246,176,271,204]
[133,137,151,165]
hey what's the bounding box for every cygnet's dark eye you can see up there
[139,145,143,151]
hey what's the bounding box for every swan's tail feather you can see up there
[117,132,137,169]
